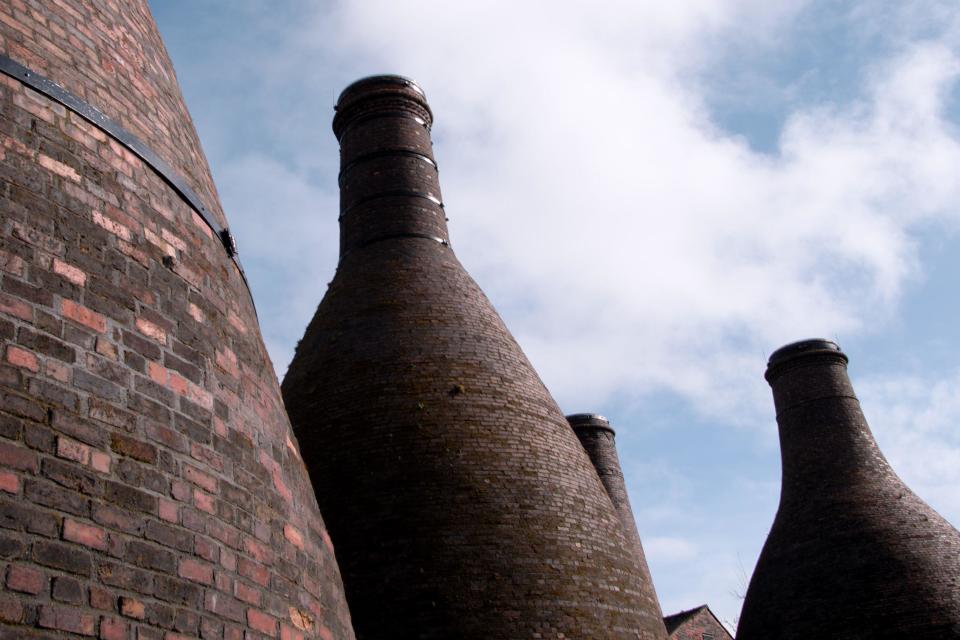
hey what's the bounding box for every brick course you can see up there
[0,1,354,638]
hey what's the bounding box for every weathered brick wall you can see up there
[283,76,668,639]
[738,340,960,638]
[568,414,664,627]
[0,1,355,638]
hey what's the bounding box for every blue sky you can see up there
[152,1,960,629]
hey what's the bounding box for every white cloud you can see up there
[859,369,960,525]
[276,1,960,425]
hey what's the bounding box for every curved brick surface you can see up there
[0,2,355,639]
[0,0,225,227]
[283,77,667,639]
[738,340,960,639]
[568,414,665,630]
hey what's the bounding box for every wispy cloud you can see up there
[859,368,960,523]
[271,1,960,424]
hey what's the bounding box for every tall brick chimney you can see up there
[0,3,354,638]
[282,76,669,639]
[737,339,960,638]
[567,413,664,627]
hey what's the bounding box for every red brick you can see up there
[92,210,132,241]
[53,258,87,286]
[190,443,224,472]
[0,292,32,321]
[220,548,237,571]
[0,249,25,277]
[100,616,128,640]
[135,317,166,344]
[64,518,108,551]
[205,592,245,623]
[194,488,215,514]
[110,433,156,463]
[238,557,270,587]
[244,536,270,563]
[46,359,72,382]
[38,604,95,635]
[167,371,188,395]
[0,594,23,623]
[215,348,238,377]
[0,440,38,472]
[147,360,166,384]
[6,345,39,372]
[57,436,91,464]
[184,464,217,492]
[281,624,305,640]
[158,498,178,523]
[0,470,19,494]
[90,585,114,610]
[60,299,106,333]
[90,450,111,474]
[194,535,219,563]
[39,154,80,182]
[6,564,44,594]
[234,580,260,605]
[177,557,213,585]
[95,337,117,360]
[187,302,204,323]
[247,609,277,637]
[228,310,246,334]
[119,597,145,620]
[283,524,304,550]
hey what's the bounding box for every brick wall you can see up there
[283,76,668,639]
[0,0,224,228]
[665,606,732,640]
[737,340,960,638]
[0,1,354,638]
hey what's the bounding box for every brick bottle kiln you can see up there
[281,76,669,639]
[737,340,960,638]
[567,412,663,625]
[0,1,353,638]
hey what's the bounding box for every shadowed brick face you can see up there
[737,340,960,638]
[0,1,354,638]
[568,414,665,629]
[282,76,668,639]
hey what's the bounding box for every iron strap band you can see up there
[338,190,444,221]
[339,232,449,262]
[0,53,256,313]
[338,150,437,185]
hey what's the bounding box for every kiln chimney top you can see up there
[566,413,615,434]
[766,338,847,381]
[333,74,432,139]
